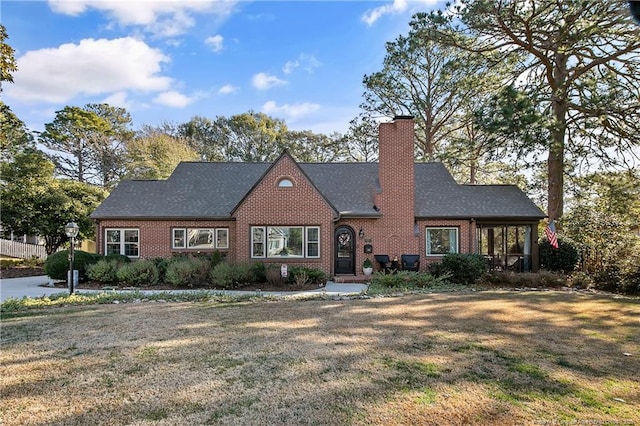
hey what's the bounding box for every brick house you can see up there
[90,116,546,276]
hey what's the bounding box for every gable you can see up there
[232,153,337,221]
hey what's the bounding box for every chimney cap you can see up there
[393,115,414,121]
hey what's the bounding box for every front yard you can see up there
[1,291,638,425]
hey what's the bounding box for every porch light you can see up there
[359,227,365,238]
[64,221,79,295]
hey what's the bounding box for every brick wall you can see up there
[95,219,236,259]
[233,154,336,273]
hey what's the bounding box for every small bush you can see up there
[209,262,255,289]
[165,257,210,288]
[44,250,101,281]
[252,262,266,283]
[568,272,594,290]
[288,267,326,285]
[539,238,579,273]
[151,257,170,282]
[86,259,121,283]
[116,259,159,286]
[431,253,487,285]
[265,265,285,287]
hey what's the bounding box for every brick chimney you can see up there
[375,116,418,256]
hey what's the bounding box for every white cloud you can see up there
[7,37,172,103]
[282,54,321,75]
[218,84,238,95]
[205,35,224,52]
[362,0,438,25]
[153,90,195,108]
[262,101,320,119]
[252,72,286,90]
[103,91,132,110]
[47,0,238,37]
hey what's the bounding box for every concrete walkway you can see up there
[0,275,368,303]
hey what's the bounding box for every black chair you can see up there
[401,254,420,272]
[374,254,391,273]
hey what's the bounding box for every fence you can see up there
[0,239,48,260]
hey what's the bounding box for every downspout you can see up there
[469,218,476,254]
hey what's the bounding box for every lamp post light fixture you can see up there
[64,221,79,295]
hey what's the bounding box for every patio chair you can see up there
[374,254,391,273]
[401,254,420,272]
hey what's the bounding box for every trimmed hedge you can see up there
[44,250,101,281]
[115,259,159,286]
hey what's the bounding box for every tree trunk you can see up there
[548,53,569,224]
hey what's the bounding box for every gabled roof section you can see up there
[414,163,545,219]
[90,162,270,219]
[230,151,339,215]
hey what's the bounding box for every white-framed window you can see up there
[105,228,139,257]
[172,228,229,250]
[251,226,320,258]
[426,227,458,255]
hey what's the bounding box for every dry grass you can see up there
[1,291,639,425]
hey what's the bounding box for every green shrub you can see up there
[151,257,170,282]
[209,262,255,289]
[431,253,487,285]
[210,250,226,269]
[86,259,121,283]
[592,264,640,295]
[165,257,210,288]
[104,253,131,264]
[252,262,266,283]
[116,259,159,286]
[288,266,326,285]
[44,250,101,281]
[539,238,579,273]
[370,271,414,288]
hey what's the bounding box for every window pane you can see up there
[106,243,120,255]
[124,242,139,257]
[307,242,319,257]
[252,227,265,258]
[188,229,214,248]
[124,230,138,243]
[268,227,303,257]
[216,229,229,249]
[306,227,320,258]
[106,230,121,243]
[427,228,458,255]
[173,229,185,248]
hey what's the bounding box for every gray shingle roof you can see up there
[90,161,545,220]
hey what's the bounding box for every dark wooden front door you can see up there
[334,226,355,275]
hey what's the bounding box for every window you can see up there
[426,227,458,255]
[105,229,139,257]
[251,226,320,258]
[278,178,293,187]
[172,228,229,250]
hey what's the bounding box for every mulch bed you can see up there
[0,267,46,279]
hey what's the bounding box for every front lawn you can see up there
[1,291,638,425]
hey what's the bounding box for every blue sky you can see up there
[3,0,444,135]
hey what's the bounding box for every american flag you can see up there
[545,220,559,249]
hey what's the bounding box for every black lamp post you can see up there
[64,221,79,295]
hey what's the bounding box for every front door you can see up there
[335,226,355,275]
